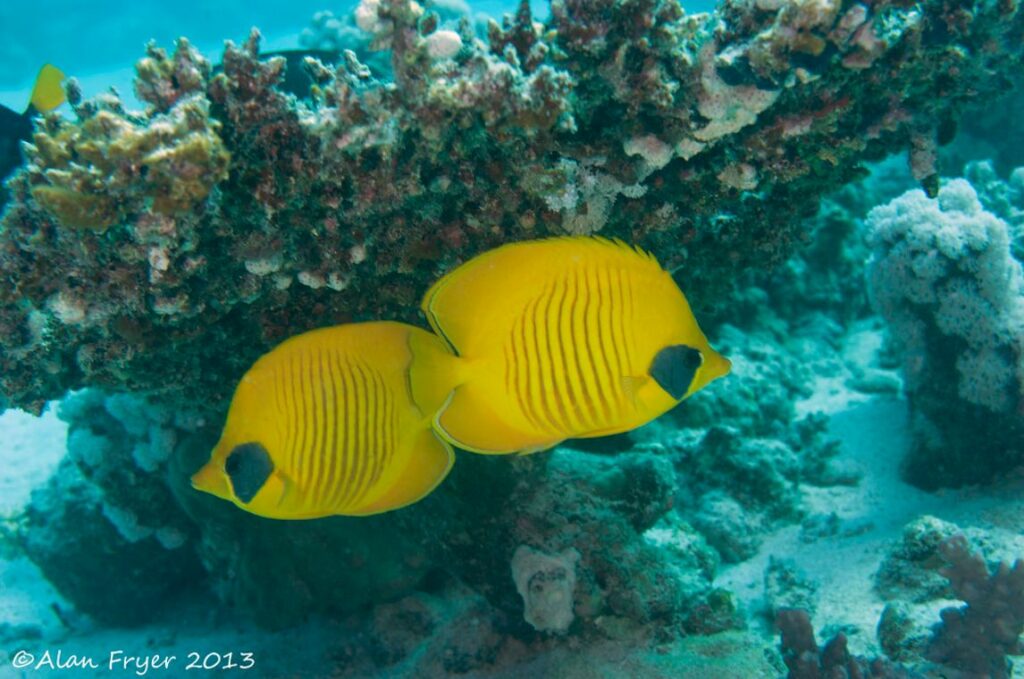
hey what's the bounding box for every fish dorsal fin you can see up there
[28,64,66,113]
[420,236,662,357]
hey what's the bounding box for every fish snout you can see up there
[191,460,232,501]
[691,348,731,395]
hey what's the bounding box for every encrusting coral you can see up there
[1,0,1022,414]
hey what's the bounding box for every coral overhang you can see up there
[1,0,1022,413]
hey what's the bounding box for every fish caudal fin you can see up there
[434,384,559,455]
[28,65,65,113]
[408,327,463,416]
[348,429,454,515]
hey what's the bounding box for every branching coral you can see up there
[775,608,920,679]
[25,39,228,233]
[866,178,1024,487]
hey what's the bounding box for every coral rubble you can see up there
[1,0,1022,414]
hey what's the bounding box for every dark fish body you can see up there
[0,104,33,184]
[1,65,65,187]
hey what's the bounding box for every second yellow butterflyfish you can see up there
[410,236,731,455]
[191,321,455,519]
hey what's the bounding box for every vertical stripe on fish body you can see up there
[411,236,731,455]
[192,321,454,518]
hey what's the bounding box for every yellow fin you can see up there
[407,326,462,417]
[349,428,454,515]
[434,385,563,455]
[29,64,66,113]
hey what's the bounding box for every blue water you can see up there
[0,1,719,102]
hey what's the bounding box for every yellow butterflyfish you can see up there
[410,236,731,455]
[191,321,455,518]
[28,64,66,113]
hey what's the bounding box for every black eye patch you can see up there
[225,442,274,504]
[649,345,703,400]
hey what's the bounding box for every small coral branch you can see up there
[925,535,1024,679]
[775,608,918,678]
[1,0,1022,412]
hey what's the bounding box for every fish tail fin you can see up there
[408,327,464,416]
[28,64,66,113]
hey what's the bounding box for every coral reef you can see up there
[419,447,738,638]
[866,178,1024,488]
[869,518,1024,675]
[14,387,735,641]
[0,0,1021,414]
[875,515,960,604]
[642,414,846,563]
[4,1,1024,675]
[765,557,817,619]
[26,40,228,232]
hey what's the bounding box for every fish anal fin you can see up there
[515,441,561,456]
[349,429,454,516]
[435,385,554,455]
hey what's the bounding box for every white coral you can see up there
[867,179,1024,413]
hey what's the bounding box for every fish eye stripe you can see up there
[226,442,275,504]
[649,344,703,400]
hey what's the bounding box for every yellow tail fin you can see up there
[407,328,463,417]
[29,64,66,113]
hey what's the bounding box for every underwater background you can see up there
[0,0,1022,677]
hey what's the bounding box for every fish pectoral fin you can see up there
[621,374,648,405]
[274,470,300,508]
[434,385,548,455]
[348,429,455,516]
